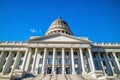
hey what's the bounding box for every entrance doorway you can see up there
[56,67,62,74]
[47,67,52,74]
[66,67,70,74]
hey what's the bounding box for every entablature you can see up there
[27,43,90,48]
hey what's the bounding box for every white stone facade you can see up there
[0,17,120,80]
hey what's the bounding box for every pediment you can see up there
[27,34,91,43]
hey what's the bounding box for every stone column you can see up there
[52,48,56,74]
[98,52,104,70]
[21,49,29,71]
[0,51,4,63]
[79,48,85,73]
[71,48,75,74]
[62,48,65,74]
[112,52,120,71]
[31,48,38,72]
[106,52,114,75]
[88,48,95,71]
[98,52,107,76]
[2,51,12,74]
[12,51,20,70]
[42,48,47,73]
[25,48,32,71]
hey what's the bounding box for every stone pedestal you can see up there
[88,70,104,79]
[11,69,25,79]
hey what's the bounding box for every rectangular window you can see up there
[74,59,78,64]
[108,53,112,58]
[105,69,108,74]
[39,58,43,64]
[32,50,35,55]
[11,60,14,65]
[48,58,52,64]
[21,53,25,57]
[100,53,104,58]
[40,51,44,56]
[6,52,9,57]
[56,58,61,64]
[57,52,61,56]
[74,52,78,56]
[94,60,99,70]
[3,60,6,65]
[116,53,120,59]
[19,60,23,65]
[65,58,70,64]
[28,67,32,71]
[111,60,114,67]
[93,52,97,58]
[8,68,11,73]
[14,52,17,57]
[31,58,33,64]
[114,69,117,74]
[75,68,79,74]
[102,60,106,66]
[38,67,42,74]
[48,52,53,56]
[0,68,3,72]
[65,52,69,56]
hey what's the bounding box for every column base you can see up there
[82,71,87,75]
[52,71,56,74]
[41,71,46,75]
[88,70,104,79]
[72,71,76,74]
[11,69,25,79]
[62,71,65,74]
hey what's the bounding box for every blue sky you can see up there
[0,0,120,42]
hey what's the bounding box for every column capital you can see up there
[53,48,56,50]
[35,47,38,49]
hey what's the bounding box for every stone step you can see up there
[68,74,84,80]
[23,74,92,80]
[58,74,66,80]
[51,74,57,80]
[82,74,96,80]
[42,75,51,80]
[66,75,73,80]
[77,75,85,80]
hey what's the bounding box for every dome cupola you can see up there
[45,17,73,36]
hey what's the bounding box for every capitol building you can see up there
[0,17,120,80]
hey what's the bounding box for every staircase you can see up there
[23,74,92,80]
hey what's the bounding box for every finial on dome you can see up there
[58,16,62,19]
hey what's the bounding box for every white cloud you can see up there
[30,29,37,33]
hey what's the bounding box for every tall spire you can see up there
[45,17,73,36]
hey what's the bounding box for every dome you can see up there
[45,17,73,36]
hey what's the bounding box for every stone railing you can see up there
[0,41,28,46]
[92,42,120,46]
